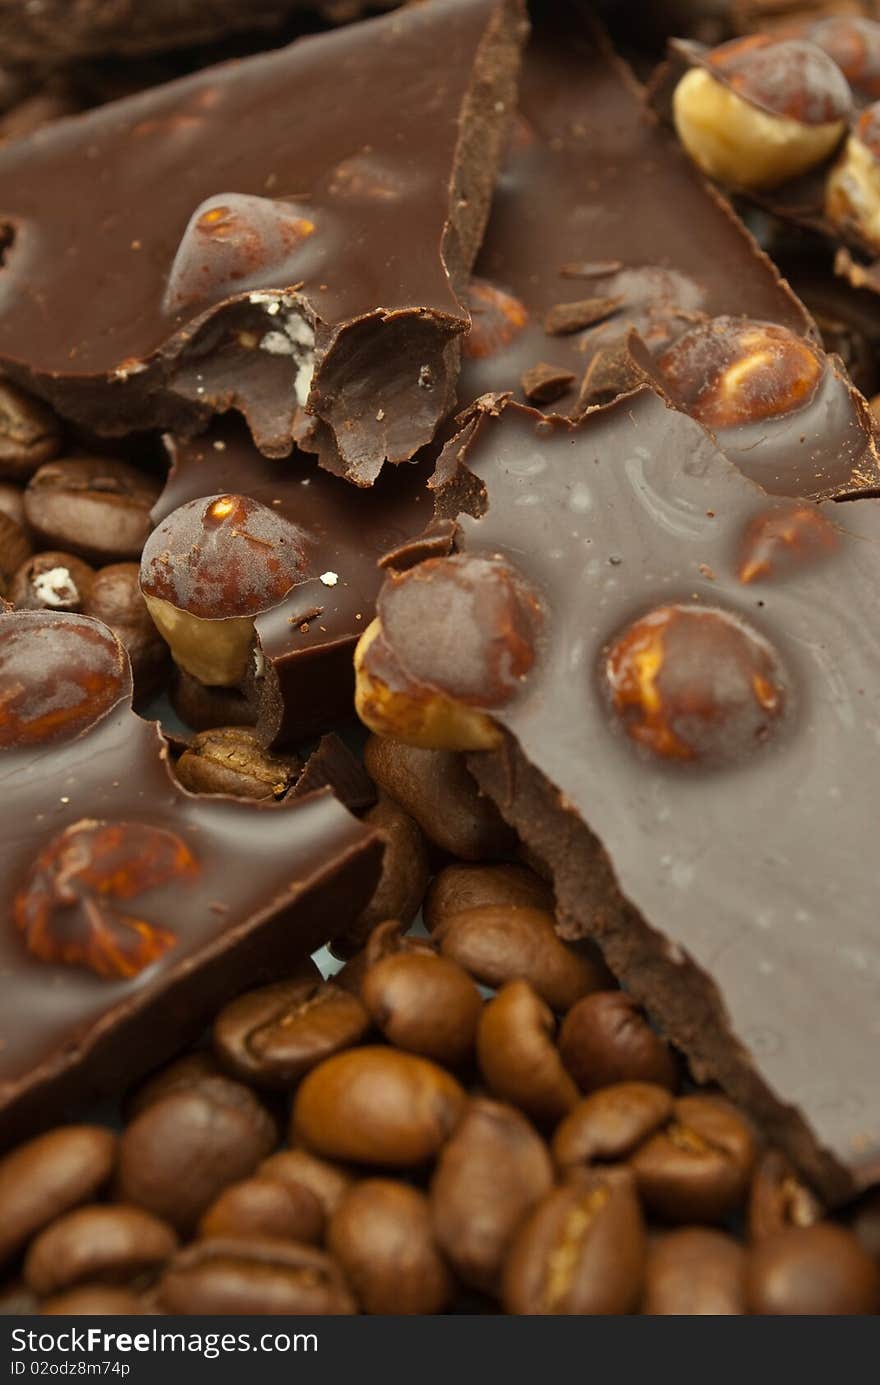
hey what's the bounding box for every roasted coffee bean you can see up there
[0,380,61,479]
[643,1228,747,1315]
[629,1094,756,1223]
[559,991,677,1093]
[502,1167,646,1315]
[198,1177,324,1245]
[117,1076,277,1232]
[0,480,26,529]
[328,1179,453,1315]
[292,1046,466,1167]
[361,950,482,1067]
[364,735,515,860]
[424,862,554,931]
[213,976,370,1088]
[24,456,160,562]
[40,1286,146,1316]
[334,793,430,954]
[0,1126,117,1264]
[477,980,579,1125]
[24,1205,177,1296]
[848,1188,880,1265]
[171,667,256,732]
[9,550,94,612]
[83,562,169,697]
[124,1051,225,1121]
[258,1149,353,1221]
[362,918,436,969]
[747,1147,823,1243]
[175,726,302,801]
[157,1239,356,1315]
[552,1083,675,1170]
[436,905,606,1012]
[746,1224,880,1315]
[0,510,32,593]
[430,1098,554,1293]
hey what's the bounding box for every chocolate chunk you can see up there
[458,1,812,418]
[520,363,578,404]
[290,733,377,813]
[0,0,527,484]
[0,608,381,1146]
[364,386,880,1204]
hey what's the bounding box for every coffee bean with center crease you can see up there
[198,1176,324,1245]
[175,727,302,801]
[213,975,370,1088]
[643,1228,747,1315]
[0,380,61,480]
[9,550,94,612]
[436,905,607,1012]
[747,1147,823,1243]
[364,735,515,860]
[0,510,32,594]
[157,1239,356,1315]
[24,456,160,562]
[361,948,482,1067]
[502,1166,646,1315]
[424,862,554,931]
[559,991,678,1092]
[628,1094,756,1223]
[329,1180,453,1315]
[258,1149,353,1222]
[82,562,169,698]
[0,1126,117,1265]
[477,980,580,1125]
[292,1047,466,1167]
[552,1082,675,1170]
[746,1224,880,1314]
[430,1098,554,1293]
[116,1076,277,1233]
[24,1206,178,1296]
[333,792,430,955]
[40,1286,146,1316]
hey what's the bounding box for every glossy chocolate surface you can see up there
[153,419,433,744]
[457,0,812,419]
[0,609,381,1142]
[0,0,525,482]
[381,387,880,1202]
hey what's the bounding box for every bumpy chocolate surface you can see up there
[457,1,812,419]
[376,387,880,1203]
[0,0,526,483]
[0,609,381,1144]
[151,419,433,744]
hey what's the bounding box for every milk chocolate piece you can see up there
[0,609,381,1145]
[458,0,812,419]
[369,387,880,1203]
[0,0,527,484]
[147,418,433,745]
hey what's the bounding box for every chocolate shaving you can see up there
[521,361,578,404]
[544,295,623,336]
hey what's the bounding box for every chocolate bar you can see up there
[0,0,527,483]
[144,418,433,746]
[457,0,812,420]
[357,386,880,1204]
[0,608,381,1145]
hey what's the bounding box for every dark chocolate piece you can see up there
[146,417,433,746]
[290,732,377,813]
[369,387,880,1204]
[457,0,813,419]
[0,0,527,484]
[0,608,381,1145]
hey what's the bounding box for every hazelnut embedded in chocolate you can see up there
[355,552,544,751]
[463,278,529,360]
[808,17,880,101]
[736,502,839,586]
[603,603,788,765]
[673,36,851,190]
[0,610,128,748]
[826,103,880,252]
[140,493,311,687]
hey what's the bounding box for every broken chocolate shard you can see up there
[520,362,578,404]
[0,0,527,484]
[0,607,381,1146]
[366,386,880,1204]
[457,0,813,418]
[543,296,623,336]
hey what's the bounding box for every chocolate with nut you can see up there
[357,384,880,1204]
[0,607,381,1146]
[0,0,526,484]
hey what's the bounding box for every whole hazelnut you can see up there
[826,103,880,251]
